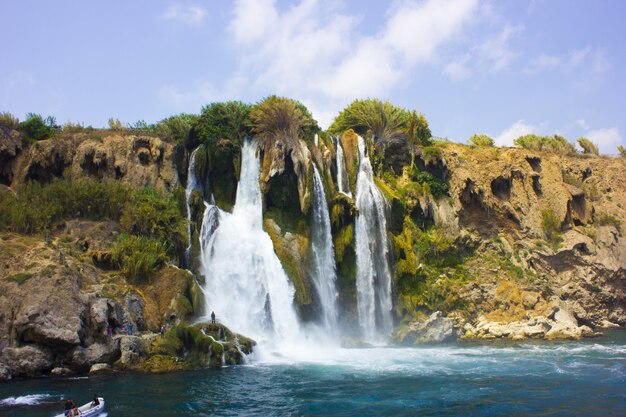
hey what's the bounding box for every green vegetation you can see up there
[4,273,33,285]
[468,134,495,147]
[541,209,563,250]
[120,187,186,257]
[111,234,167,283]
[405,111,432,166]
[577,137,599,155]
[408,166,449,199]
[514,134,576,155]
[328,99,409,143]
[19,113,60,143]
[0,111,20,129]
[248,96,319,143]
[594,211,621,231]
[191,101,251,145]
[0,179,186,271]
[618,145,626,157]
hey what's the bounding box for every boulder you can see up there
[50,367,73,376]
[70,339,121,371]
[0,362,11,381]
[4,345,53,377]
[118,336,146,365]
[396,312,459,344]
[89,363,112,374]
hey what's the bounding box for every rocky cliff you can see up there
[0,125,624,380]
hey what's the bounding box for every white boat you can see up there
[54,398,105,417]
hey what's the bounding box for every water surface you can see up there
[1,331,624,416]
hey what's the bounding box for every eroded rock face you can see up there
[0,127,22,185]
[393,311,460,344]
[260,135,312,214]
[3,345,53,377]
[12,133,178,191]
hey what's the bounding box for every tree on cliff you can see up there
[328,99,408,143]
[468,134,494,147]
[405,111,432,167]
[191,101,252,146]
[577,137,599,155]
[514,134,576,155]
[619,145,626,157]
[247,96,319,144]
[19,113,60,142]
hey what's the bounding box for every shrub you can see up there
[541,209,562,250]
[577,137,599,155]
[514,134,576,155]
[594,212,621,230]
[468,134,494,147]
[108,118,124,130]
[248,96,319,143]
[111,234,167,283]
[405,111,432,165]
[618,145,626,157]
[0,112,20,129]
[409,166,449,199]
[19,113,60,142]
[120,187,186,256]
[328,99,409,143]
[154,113,199,144]
[191,101,252,145]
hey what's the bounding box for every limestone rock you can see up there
[89,363,112,374]
[395,312,459,344]
[118,335,146,365]
[4,345,53,377]
[0,362,11,381]
[50,367,73,376]
[70,339,121,371]
[0,127,22,184]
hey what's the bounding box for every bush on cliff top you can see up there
[328,99,409,143]
[514,134,576,155]
[247,96,319,144]
[191,101,251,146]
[468,134,495,147]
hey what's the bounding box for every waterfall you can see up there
[200,139,301,344]
[314,133,319,147]
[185,147,200,266]
[354,135,393,342]
[336,139,352,198]
[310,165,339,334]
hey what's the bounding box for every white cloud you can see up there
[162,0,479,125]
[162,4,207,24]
[524,45,611,75]
[494,120,536,147]
[158,74,247,109]
[443,24,523,80]
[575,118,590,130]
[586,127,623,155]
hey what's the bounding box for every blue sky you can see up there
[2,0,625,153]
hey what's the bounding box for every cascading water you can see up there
[185,147,201,266]
[354,135,393,342]
[310,165,339,335]
[336,139,352,198]
[199,139,301,345]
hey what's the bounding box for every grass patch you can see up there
[5,273,33,285]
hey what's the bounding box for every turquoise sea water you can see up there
[1,331,624,417]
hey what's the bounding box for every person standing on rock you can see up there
[160,324,166,337]
[211,311,216,324]
[107,325,113,338]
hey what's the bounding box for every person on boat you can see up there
[72,405,81,416]
[64,399,74,416]
[91,394,100,408]
[211,311,216,324]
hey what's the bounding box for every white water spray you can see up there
[185,147,201,265]
[200,140,301,345]
[310,165,339,334]
[354,135,393,342]
[336,139,352,198]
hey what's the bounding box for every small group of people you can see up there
[63,395,99,416]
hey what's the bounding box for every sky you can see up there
[2,0,625,154]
